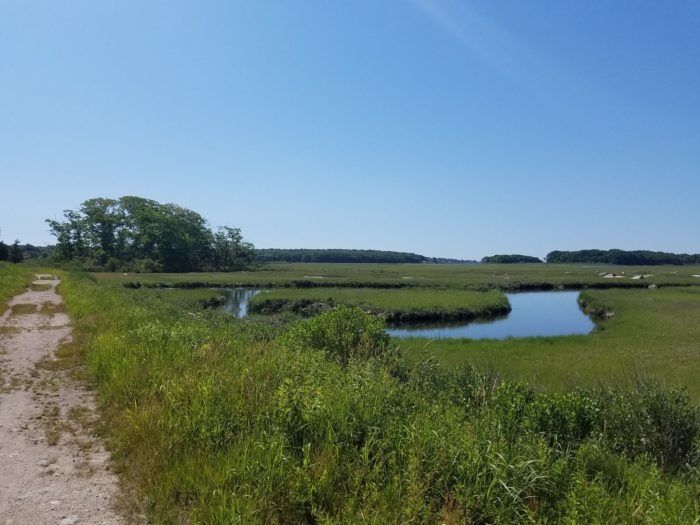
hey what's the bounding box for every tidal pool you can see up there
[387,291,595,340]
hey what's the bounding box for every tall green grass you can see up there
[59,273,699,523]
[0,262,35,314]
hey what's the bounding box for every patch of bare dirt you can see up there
[0,276,124,525]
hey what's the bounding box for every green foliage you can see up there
[481,254,543,263]
[56,273,700,523]
[255,248,430,263]
[0,263,35,313]
[250,287,511,323]
[9,239,23,263]
[281,305,391,365]
[594,382,700,472]
[523,391,599,449]
[46,196,254,272]
[547,248,700,265]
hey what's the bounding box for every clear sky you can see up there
[1,1,699,260]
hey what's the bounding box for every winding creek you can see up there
[225,289,595,340]
[387,291,595,339]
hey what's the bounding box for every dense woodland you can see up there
[46,196,255,272]
[481,254,543,264]
[546,249,700,265]
[255,248,429,264]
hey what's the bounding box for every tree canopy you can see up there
[255,248,429,264]
[481,254,543,264]
[546,249,700,265]
[0,230,21,263]
[46,196,255,272]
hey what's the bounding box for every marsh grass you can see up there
[249,287,510,323]
[94,262,700,290]
[58,273,700,523]
[401,287,700,403]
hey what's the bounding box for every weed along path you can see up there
[0,275,122,525]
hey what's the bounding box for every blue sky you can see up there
[1,1,699,260]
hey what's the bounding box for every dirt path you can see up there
[0,275,123,525]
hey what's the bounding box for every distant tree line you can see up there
[0,231,24,264]
[46,196,255,272]
[481,254,543,264]
[430,257,478,264]
[255,248,430,264]
[546,249,700,265]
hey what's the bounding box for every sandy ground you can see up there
[0,276,124,525]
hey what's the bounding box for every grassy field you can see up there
[99,263,700,402]
[57,272,700,523]
[399,286,700,402]
[102,263,700,400]
[93,262,700,289]
[249,287,510,322]
[22,263,696,521]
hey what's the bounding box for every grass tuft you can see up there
[10,303,37,315]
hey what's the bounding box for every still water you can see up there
[387,291,595,340]
[222,288,259,318]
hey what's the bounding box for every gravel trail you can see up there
[0,275,124,525]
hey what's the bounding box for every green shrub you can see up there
[491,381,535,440]
[525,392,599,449]
[596,382,699,472]
[280,305,390,365]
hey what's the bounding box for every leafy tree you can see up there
[46,196,254,272]
[46,209,88,261]
[80,198,122,263]
[0,230,8,262]
[9,240,23,263]
[213,226,255,271]
[255,248,429,264]
[481,254,542,264]
[546,249,700,265]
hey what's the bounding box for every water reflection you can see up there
[222,288,259,318]
[387,291,595,340]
